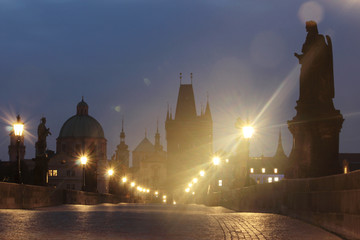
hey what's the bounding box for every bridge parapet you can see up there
[219,170,360,239]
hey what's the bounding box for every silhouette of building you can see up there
[248,130,288,184]
[48,98,108,192]
[165,74,213,194]
[131,126,167,192]
[111,119,130,174]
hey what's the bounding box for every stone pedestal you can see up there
[287,102,344,178]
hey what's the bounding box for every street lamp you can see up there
[80,156,87,191]
[241,122,254,186]
[212,156,220,166]
[122,177,127,183]
[13,115,24,184]
[108,169,114,194]
[200,170,205,177]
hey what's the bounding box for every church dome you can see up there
[58,98,104,138]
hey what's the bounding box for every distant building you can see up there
[339,153,360,173]
[131,126,167,192]
[48,98,108,193]
[165,75,213,194]
[248,130,288,184]
[111,119,130,177]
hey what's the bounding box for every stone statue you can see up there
[294,21,334,105]
[35,117,51,157]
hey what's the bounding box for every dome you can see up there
[58,99,104,138]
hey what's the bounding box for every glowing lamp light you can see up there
[146,189,150,193]
[163,195,167,199]
[213,157,220,165]
[173,201,176,205]
[163,199,167,203]
[13,123,24,136]
[108,169,114,176]
[242,126,254,139]
[122,177,127,183]
[131,182,135,187]
[155,191,159,195]
[80,156,87,165]
[192,178,198,183]
[185,188,190,193]
[188,183,192,187]
[200,170,205,177]
[192,192,195,195]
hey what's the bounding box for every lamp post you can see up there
[80,156,87,191]
[241,123,254,186]
[108,169,114,194]
[13,115,24,184]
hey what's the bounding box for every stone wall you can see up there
[0,182,127,209]
[219,170,360,240]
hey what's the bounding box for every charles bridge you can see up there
[1,170,360,239]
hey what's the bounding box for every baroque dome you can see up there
[58,98,104,139]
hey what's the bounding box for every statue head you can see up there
[41,117,46,124]
[305,21,318,34]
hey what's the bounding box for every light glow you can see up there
[192,178,198,183]
[213,157,220,165]
[108,169,114,176]
[200,170,205,177]
[122,177,127,183]
[242,126,254,139]
[185,188,190,193]
[80,156,87,165]
[131,182,135,187]
[13,123,24,136]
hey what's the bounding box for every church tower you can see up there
[165,73,213,194]
[114,118,130,169]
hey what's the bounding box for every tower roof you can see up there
[175,84,197,120]
[273,129,287,159]
[58,98,104,138]
[133,137,155,152]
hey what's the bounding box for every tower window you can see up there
[262,168,266,173]
[250,168,254,173]
[218,180,223,187]
[268,177,273,183]
[274,168,278,174]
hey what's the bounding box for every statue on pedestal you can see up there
[34,117,51,186]
[294,20,335,111]
[287,21,343,178]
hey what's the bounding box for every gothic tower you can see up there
[114,118,130,169]
[165,73,213,194]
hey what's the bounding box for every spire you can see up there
[120,117,125,143]
[180,73,182,85]
[77,97,88,115]
[175,82,197,120]
[170,107,173,120]
[145,128,147,138]
[166,103,170,121]
[273,128,287,159]
[204,92,212,120]
[155,120,161,151]
[190,72,193,85]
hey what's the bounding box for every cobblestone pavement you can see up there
[0,204,342,240]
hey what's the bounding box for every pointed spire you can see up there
[170,107,173,120]
[156,119,159,133]
[190,72,193,84]
[155,120,161,151]
[204,92,212,120]
[120,116,125,143]
[180,73,182,85]
[273,128,287,159]
[166,103,170,121]
[145,128,147,138]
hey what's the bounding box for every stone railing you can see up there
[0,182,128,209]
[218,170,360,239]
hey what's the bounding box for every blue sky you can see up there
[1,0,360,161]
